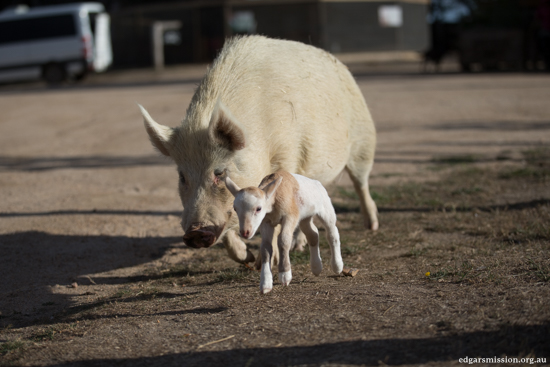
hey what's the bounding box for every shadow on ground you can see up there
[0,231,182,328]
[0,155,170,172]
[50,323,549,367]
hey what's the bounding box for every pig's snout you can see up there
[182,223,222,248]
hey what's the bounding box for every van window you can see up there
[88,12,98,36]
[0,14,76,45]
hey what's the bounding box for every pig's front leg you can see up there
[259,223,276,294]
[222,229,255,264]
[291,228,307,252]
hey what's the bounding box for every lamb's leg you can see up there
[259,223,275,294]
[278,217,298,286]
[299,217,323,276]
[317,206,344,275]
[254,224,280,270]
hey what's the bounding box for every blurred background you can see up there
[0,0,549,85]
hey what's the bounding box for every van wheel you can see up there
[43,63,66,85]
[74,71,87,81]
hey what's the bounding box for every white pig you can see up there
[139,35,378,264]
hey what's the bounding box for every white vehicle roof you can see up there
[0,2,105,20]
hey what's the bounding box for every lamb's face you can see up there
[233,188,268,239]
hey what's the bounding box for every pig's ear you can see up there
[263,177,283,202]
[224,176,241,197]
[208,101,246,151]
[138,104,174,157]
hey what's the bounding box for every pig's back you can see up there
[192,36,375,184]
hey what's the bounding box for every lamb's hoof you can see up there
[331,258,344,274]
[310,261,323,276]
[260,287,272,294]
[279,271,292,286]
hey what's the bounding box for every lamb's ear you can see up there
[138,104,174,157]
[263,177,283,202]
[224,176,242,197]
[208,101,246,151]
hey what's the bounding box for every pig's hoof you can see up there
[292,231,307,252]
[254,255,262,270]
[368,220,379,231]
[244,250,256,264]
[279,271,292,286]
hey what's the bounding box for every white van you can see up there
[0,2,112,84]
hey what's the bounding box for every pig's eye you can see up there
[178,171,185,185]
[256,207,262,213]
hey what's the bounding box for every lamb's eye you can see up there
[178,171,185,184]
[214,169,225,177]
[256,207,262,212]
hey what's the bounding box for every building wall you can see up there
[323,1,428,53]
[108,0,428,68]
[231,2,320,47]
[400,2,429,51]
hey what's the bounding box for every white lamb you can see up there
[225,170,344,294]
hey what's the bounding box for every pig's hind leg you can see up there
[316,204,344,275]
[345,159,379,231]
[291,227,307,252]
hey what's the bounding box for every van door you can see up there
[92,12,112,72]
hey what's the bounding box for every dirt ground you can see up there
[0,67,549,367]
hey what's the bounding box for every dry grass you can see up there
[1,149,549,367]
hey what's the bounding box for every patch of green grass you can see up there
[451,187,483,196]
[370,190,385,202]
[496,150,513,161]
[337,187,359,200]
[497,147,550,180]
[405,247,428,258]
[500,220,550,243]
[290,250,310,264]
[214,268,252,283]
[31,328,56,342]
[0,340,24,355]
[427,261,480,283]
[523,147,550,166]
[113,289,133,298]
[498,167,550,180]
[526,258,550,282]
[427,268,451,280]
[341,245,359,257]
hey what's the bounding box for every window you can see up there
[0,14,76,45]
